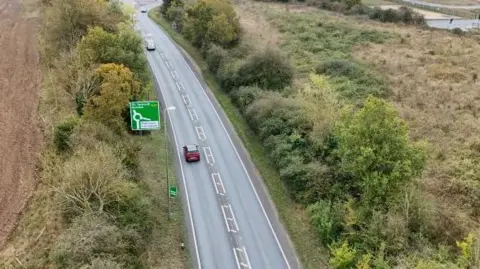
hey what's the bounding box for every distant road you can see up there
[401,0,480,9]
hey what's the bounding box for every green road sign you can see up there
[129,101,160,131]
[169,186,177,197]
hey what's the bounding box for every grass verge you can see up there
[149,9,329,269]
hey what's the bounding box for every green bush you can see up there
[205,43,229,73]
[368,6,425,25]
[54,117,79,152]
[329,240,358,269]
[217,58,244,91]
[308,199,345,245]
[230,86,263,111]
[237,47,293,90]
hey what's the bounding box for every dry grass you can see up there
[234,0,480,262]
[354,26,480,224]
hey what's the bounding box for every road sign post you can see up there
[129,101,161,131]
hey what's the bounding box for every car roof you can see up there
[185,145,198,151]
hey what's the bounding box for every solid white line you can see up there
[177,44,292,269]
[221,205,231,232]
[146,55,202,269]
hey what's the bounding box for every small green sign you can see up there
[129,101,160,131]
[169,186,177,197]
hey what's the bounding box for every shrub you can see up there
[114,139,142,180]
[308,199,345,245]
[54,117,79,152]
[52,214,126,268]
[237,47,294,90]
[329,240,358,269]
[76,26,148,85]
[205,43,229,73]
[56,143,126,217]
[333,97,427,209]
[183,0,241,48]
[452,28,464,36]
[368,6,425,25]
[217,58,244,91]
[230,86,263,111]
[69,121,120,151]
[316,59,364,78]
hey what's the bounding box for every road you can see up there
[128,2,301,269]
[401,0,480,9]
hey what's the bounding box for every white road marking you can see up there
[182,94,191,105]
[233,247,251,268]
[170,70,178,79]
[165,59,173,69]
[221,205,232,233]
[175,81,184,92]
[211,172,225,195]
[202,146,214,165]
[146,58,202,269]
[195,126,206,141]
[160,52,166,60]
[187,107,198,121]
[224,204,239,233]
[178,48,293,269]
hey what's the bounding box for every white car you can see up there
[145,39,155,51]
[141,7,147,13]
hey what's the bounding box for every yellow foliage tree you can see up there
[83,63,141,130]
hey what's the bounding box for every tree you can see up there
[183,0,241,48]
[333,96,426,208]
[45,0,125,56]
[83,63,141,130]
[76,26,148,85]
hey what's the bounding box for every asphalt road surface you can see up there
[128,2,301,269]
[402,0,480,9]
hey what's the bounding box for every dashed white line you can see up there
[224,204,239,233]
[187,107,199,121]
[160,52,166,60]
[202,146,214,165]
[170,70,178,79]
[165,60,173,69]
[211,172,225,195]
[233,247,251,268]
[182,94,191,105]
[221,205,232,232]
[175,81,184,92]
[195,126,206,141]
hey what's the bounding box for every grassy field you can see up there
[149,9,331,269]
[237,0,480,256]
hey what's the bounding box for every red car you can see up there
[183,144,200,162]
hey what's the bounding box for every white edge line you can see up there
[211,173,220,194]
[233,248,242,269]
[220,204,231,232]
[178,45,292,269]
[147,56,202,269]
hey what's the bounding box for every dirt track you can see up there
[0,0,42,249]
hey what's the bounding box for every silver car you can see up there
[145,39,155,51]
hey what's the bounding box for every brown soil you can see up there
[0,0,42,249]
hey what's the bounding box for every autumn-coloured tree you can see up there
[83,63,141,130]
